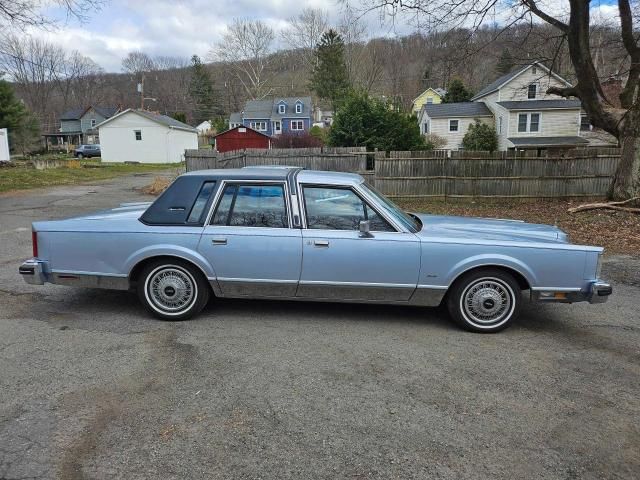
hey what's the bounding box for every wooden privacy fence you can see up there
[185,147,620,200]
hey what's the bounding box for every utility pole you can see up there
[138,74,145,110]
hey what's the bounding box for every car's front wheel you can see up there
[137,259,210,320]
[447,269,521,333]
[77,153,84,159]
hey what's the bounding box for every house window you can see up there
[532,66,537,75]
[250,121,267,131]
[528,83,538,99]
[91,119,96,128]
[498,116,503,134]
[423,121,430,134]
[291,120,304,131]
[426,97,433,104]
[278,104,286,114]
[295,102,303,113]
[273,121,281,133]
[134,130,142,141]
[580,114,592,131]
[517,113,541,132]
[449,119,459,132]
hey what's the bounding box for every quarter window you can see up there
[291,120,304,131]
[303,186,394,232]
[449,119,459,132]
[211,184,288,228]
[187,181,216,223]
[134,130,142,141]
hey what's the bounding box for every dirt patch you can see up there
[397,198,640,256]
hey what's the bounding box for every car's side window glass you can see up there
[211,184,288,228]
[303,186,394,231]
[187,181,216,223]
[211,184,236,225]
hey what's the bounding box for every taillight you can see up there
[32,230,38,258]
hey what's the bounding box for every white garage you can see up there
[97,109,198,164]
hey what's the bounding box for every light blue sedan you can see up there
[19,167,611,332]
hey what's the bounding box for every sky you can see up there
[26,0,621,73]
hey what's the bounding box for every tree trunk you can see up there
[610,131,640,200]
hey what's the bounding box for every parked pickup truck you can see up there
[19,167,611,332]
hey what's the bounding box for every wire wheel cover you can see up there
[148,267,195,312]
[461,278,514,326]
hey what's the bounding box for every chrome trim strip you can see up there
[51,269,127,278]
[217,277,298,284]
[299,280,415,288]
[417,284,449,290]
[530,287,582,292]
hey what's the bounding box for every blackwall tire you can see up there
[447,269,521,333]
[137,259,210,321]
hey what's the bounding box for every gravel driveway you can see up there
[0,174,638,480]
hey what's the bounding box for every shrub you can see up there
[462,119,499,152]
[272,132,324,149]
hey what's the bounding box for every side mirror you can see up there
[359,220,373,238]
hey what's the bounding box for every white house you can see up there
[418,61,593,151]
[196,120,212,134]
[0,128,9,162]
[97,109,198,164]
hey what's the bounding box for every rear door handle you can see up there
[211,237,227,245]
[314,240,329,247]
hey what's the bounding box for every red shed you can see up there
[213,126,272,153]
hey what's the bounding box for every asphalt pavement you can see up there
[0,173,638,479]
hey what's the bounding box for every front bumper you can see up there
[18,259,48,285]
[532,280,612,304]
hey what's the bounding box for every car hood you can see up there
[412,213,569,244]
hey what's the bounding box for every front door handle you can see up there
[211,237,227,245]
[313,240,329,247]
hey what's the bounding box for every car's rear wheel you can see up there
[447,269,521,333]
[137,259,210,321]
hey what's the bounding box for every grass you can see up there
[0,161,182,194]
[396,198,640,257]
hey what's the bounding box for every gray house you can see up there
[44,106,119,150]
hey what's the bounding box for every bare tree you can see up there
[0,0,103,28]
[212,18,275,100]
[121,51,156,75]
[338,7,368,85]
[54,50,103,108]
[356,0,640,199]
[281,8,329,68]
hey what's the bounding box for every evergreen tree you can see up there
[462,119,498,151]
[0,79,39,154]
[328,91,426,151]
[171,112,187,123]
[188,55,221,125]
[496,49,515,76]
[310,29,351,109]
[442,78,473,103]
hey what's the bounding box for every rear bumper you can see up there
[19,259,48,285]
[587,281,612,304]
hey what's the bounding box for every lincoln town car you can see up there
[19,167,612,332]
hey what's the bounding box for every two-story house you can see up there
[418,62,590,152]
[229,97,313,136]
[411,87,447,115]
[45,106,120,149]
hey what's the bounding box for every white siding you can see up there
[507,109,580,141]
[98,112,197,163]
[423,114,494,150]
[498,67,569,101]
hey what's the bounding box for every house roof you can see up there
[229,112,242,124]
[470,62,572,101]
[508,136,589,147]
[239,96,313,120]
[96,109,197,132]
[423,102,492,118]
[59,106,118,121]
[497,100,582,110]
[213,125,272,139]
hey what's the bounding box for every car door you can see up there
[297,184,420,302]
[198,181,302,298]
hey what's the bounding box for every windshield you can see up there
[360,183,422,232]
